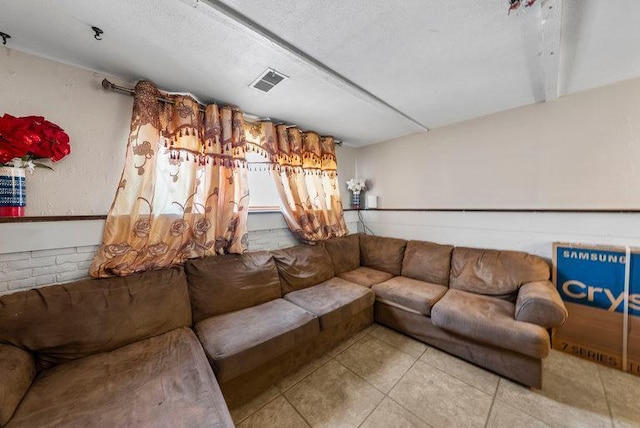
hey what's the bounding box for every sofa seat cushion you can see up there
[195,299,319,382]
[338,267,394,288]
[7,328,233,428]
[372,276,448,316]
[284,277,375,329]
[431,289,550,359]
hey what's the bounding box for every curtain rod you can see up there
[102,78,222,115]
[101,78,343,146]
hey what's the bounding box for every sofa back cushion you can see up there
[185,251,282,322]
[271,244,335,294]
[0,267,191,369]
[402,240,454,286]
[322,234,360,275]
[359,235,407,276]
[449,247,550,298]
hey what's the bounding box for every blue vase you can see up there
[0,166,26,217]
[352,193,361,210]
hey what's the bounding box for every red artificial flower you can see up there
[0,114,31,163]
[0,114,71,165]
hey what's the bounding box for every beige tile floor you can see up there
[229,324,640,428]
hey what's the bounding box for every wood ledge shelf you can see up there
[0,215,107,223]
[1,208,639,224]
[356,208,640,213]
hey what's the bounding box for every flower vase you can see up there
[352,192,361,210]
[0,166,26,217]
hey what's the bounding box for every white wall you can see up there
[358,78,640,209]
[357,78,640,257]
[0,47,133,215]
[359,210,640,261]
[335,144,358,205]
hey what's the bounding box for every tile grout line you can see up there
[278,323,378,395]
[371,327,429,359]
[335,331,426,396]
[328,324,376,358]
[381,348,435,427]
[281,393,313,428]
[419,355,496,398]
[334,357,383,392]
[328,326,386,428]
[483,378,499,428]
[359,334,426,366]
[487,391,553,428]
[385,346,429,395]
[490,378,549,426]
[596,366,616,427]
[232,391,282,426]
[335,324,432,427]
[386,396,436,428]
[491,372,578,428]
[356,389,386,428]
[277,356,332,394]
[356,348,424,428]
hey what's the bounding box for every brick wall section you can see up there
[248,221,359,251]
[0,221,358,296]
[0,245,98,295]
[248,228,301,251]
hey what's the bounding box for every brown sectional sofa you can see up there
[0,233,566,426]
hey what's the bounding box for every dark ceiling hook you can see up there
[91,26,103,41]
[0,32,11,45]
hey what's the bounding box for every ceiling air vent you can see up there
[250,68,287,93]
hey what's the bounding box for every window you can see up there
[246,151,280,211]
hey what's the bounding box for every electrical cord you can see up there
[357,210,376,235]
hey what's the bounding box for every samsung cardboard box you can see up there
[552,243,639,375]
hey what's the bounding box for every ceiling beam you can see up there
[541,0,563,101]
[180,0,429,132]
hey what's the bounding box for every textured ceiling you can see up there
[1,0,640,146]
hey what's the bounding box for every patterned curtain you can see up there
[246,121,348,242]
[90,81,249,277]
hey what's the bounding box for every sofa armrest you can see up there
[0,344,36,426]
[515,280,568,328]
